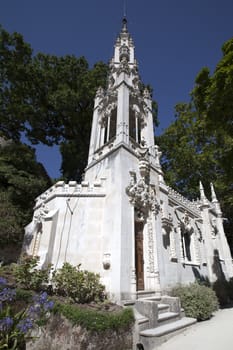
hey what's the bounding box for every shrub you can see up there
[171,282,219,321]
[13,255,52,292]
[54,302,134,332]
[52,262,106,304]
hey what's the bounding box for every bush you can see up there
[171,282,219,321]
[52,262,106,304]
[13,255,52,292]
[54,302,134,332]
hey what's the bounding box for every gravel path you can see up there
[157,308,233,350]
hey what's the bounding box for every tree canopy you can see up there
[0,25,109,180]
[157,37,233,247]
[0,139,51,250]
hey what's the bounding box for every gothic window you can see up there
[181,229,192,261]
[180,227,200,264]
[109,107,117,140]
[101,107,117,146]
[178,211,199,264]
[103,108,117,144]
[129,100,141,144]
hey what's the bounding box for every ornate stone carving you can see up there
[98,101,117,126]
[96,86,104,99]
[126,142,160,216]
[143,88,151,99]
[210,217,218,238]
[168,187,201,216]
[103,253,111,270]
[117,57,130,75]
[162,213,173,229]
[34,203,49,223]
[147,215,155,273]
[180,211,194,235]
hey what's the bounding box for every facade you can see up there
[23,18,233,302]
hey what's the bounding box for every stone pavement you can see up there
[157,307,233,350]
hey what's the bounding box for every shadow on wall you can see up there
[162,227,170,250]
[192,249,233,307]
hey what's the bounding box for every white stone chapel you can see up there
[24,18,233,302]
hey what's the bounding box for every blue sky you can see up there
[1,0,233,178]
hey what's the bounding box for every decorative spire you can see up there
[199,181,208,205]
[210,182,222,216]
[210,182,218,203]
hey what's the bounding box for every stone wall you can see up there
[27,313,133,350]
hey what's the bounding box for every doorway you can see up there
[135,220,144,290]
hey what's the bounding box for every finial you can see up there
[199,181,208,204]
[210,182,218,203]
[122,16,128,32]
[210,182,222,215]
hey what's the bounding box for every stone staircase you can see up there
[127,295,196,350]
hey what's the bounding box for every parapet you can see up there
[34,178,106,210]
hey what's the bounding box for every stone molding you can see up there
[34,180,106,210]
[168,186,201,217]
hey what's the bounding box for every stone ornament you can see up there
[103,253,111,270]
[126,142,160,215]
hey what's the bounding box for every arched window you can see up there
[129,98,141,144]
[103,107,117,145]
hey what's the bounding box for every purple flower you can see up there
[27,304,41,318]
[0,316,13,331]
[0,277,7,286]
[17,317,33,334]
[33,291,48,305]
[0,287,16,302]
[43,300,54,311]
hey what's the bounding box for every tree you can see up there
[0,25,109,179]
[0,25,32,141]
[157,37,233,248]
[0,140,51,251]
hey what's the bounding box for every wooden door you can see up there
[135,221,144,291]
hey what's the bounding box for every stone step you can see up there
[139,317,196,349]
[158,311,180,324]
[137,290,161,300]
[123,300,135,306]
[157,303,170,314]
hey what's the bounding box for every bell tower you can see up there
[86,18,156,179]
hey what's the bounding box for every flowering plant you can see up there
[0,277,54,350]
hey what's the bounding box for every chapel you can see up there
[24,18,233,303]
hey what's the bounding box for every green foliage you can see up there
[13,255,52,292]
[0,278,54,350]
[0,26,159,181]
[0,141,51,248]
[0,25,109,181]
[171,283,219,321]
[54,302,134,332]
[157,37,233,247]
[0,26,32,142]
[52,263,106,304]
